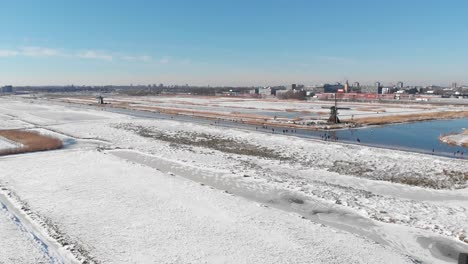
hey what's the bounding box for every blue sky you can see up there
[0,0,467,86]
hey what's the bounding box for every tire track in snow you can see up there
[0,184,95,264]
[0,202,61,263]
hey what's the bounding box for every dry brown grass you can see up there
[133,105,271,120]
[0,130,63,156]
[315,111,329,115]
[355,107,387,112]
[349,110,468,125]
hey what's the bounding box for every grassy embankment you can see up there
[349,110,468,126]
[0,130,63,156]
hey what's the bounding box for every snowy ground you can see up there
[0,150,413,263]
[0,136,19,151]
[0,112,28,151]
[0,96,467,263]
[56,94,467,122]
[0,203,51,263]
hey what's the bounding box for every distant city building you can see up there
[360,83,381,94]
[360,86,376,93]
[275,90,288,96]
[311,86,325,93]
[290,84,297,90]
[258,87,272,95]
[259,86,286,96]
[452,82,457,88]
[344,80,350,93]
[324,83,344,93]
[1,85,13,93]
[228,89,241,96]
[397,81,404,88]
[305,91,315,96]
[353,82,360,87]
[375,82,382,94]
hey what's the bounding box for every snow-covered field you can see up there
[0,150,413,263]
[57,94,467,121]
[0,96,467,263]
[0,113,27,152]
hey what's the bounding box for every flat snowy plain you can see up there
[0,96,467,263]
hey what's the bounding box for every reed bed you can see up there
[0,130,63,156]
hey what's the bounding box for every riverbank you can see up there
[347,110,468,126]
[94,102,468,132]
[50,95,467,131]
[440,129,468,147]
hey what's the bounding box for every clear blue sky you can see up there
[0,0,467,86]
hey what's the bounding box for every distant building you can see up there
[311,86,325,93]
[452,82,458,88]
[375,82,382,94]
[360,83,380,94]
[258,87,272,95]
[275,90,288,96]
[344,80,350,93]
[291,84,297,90]
[353,82,360,87]
[323,83,344,93]
[1,85,13,93]
[397,81,404,88]
[258,86,286,96]
[306,91,315,96]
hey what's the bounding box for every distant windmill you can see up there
[327,93,341,124]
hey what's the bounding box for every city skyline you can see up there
[1,0,468,86]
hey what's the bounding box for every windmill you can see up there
[327,93,342,123]
[96,95,104,104]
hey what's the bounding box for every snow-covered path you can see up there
[0,199,54,263]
